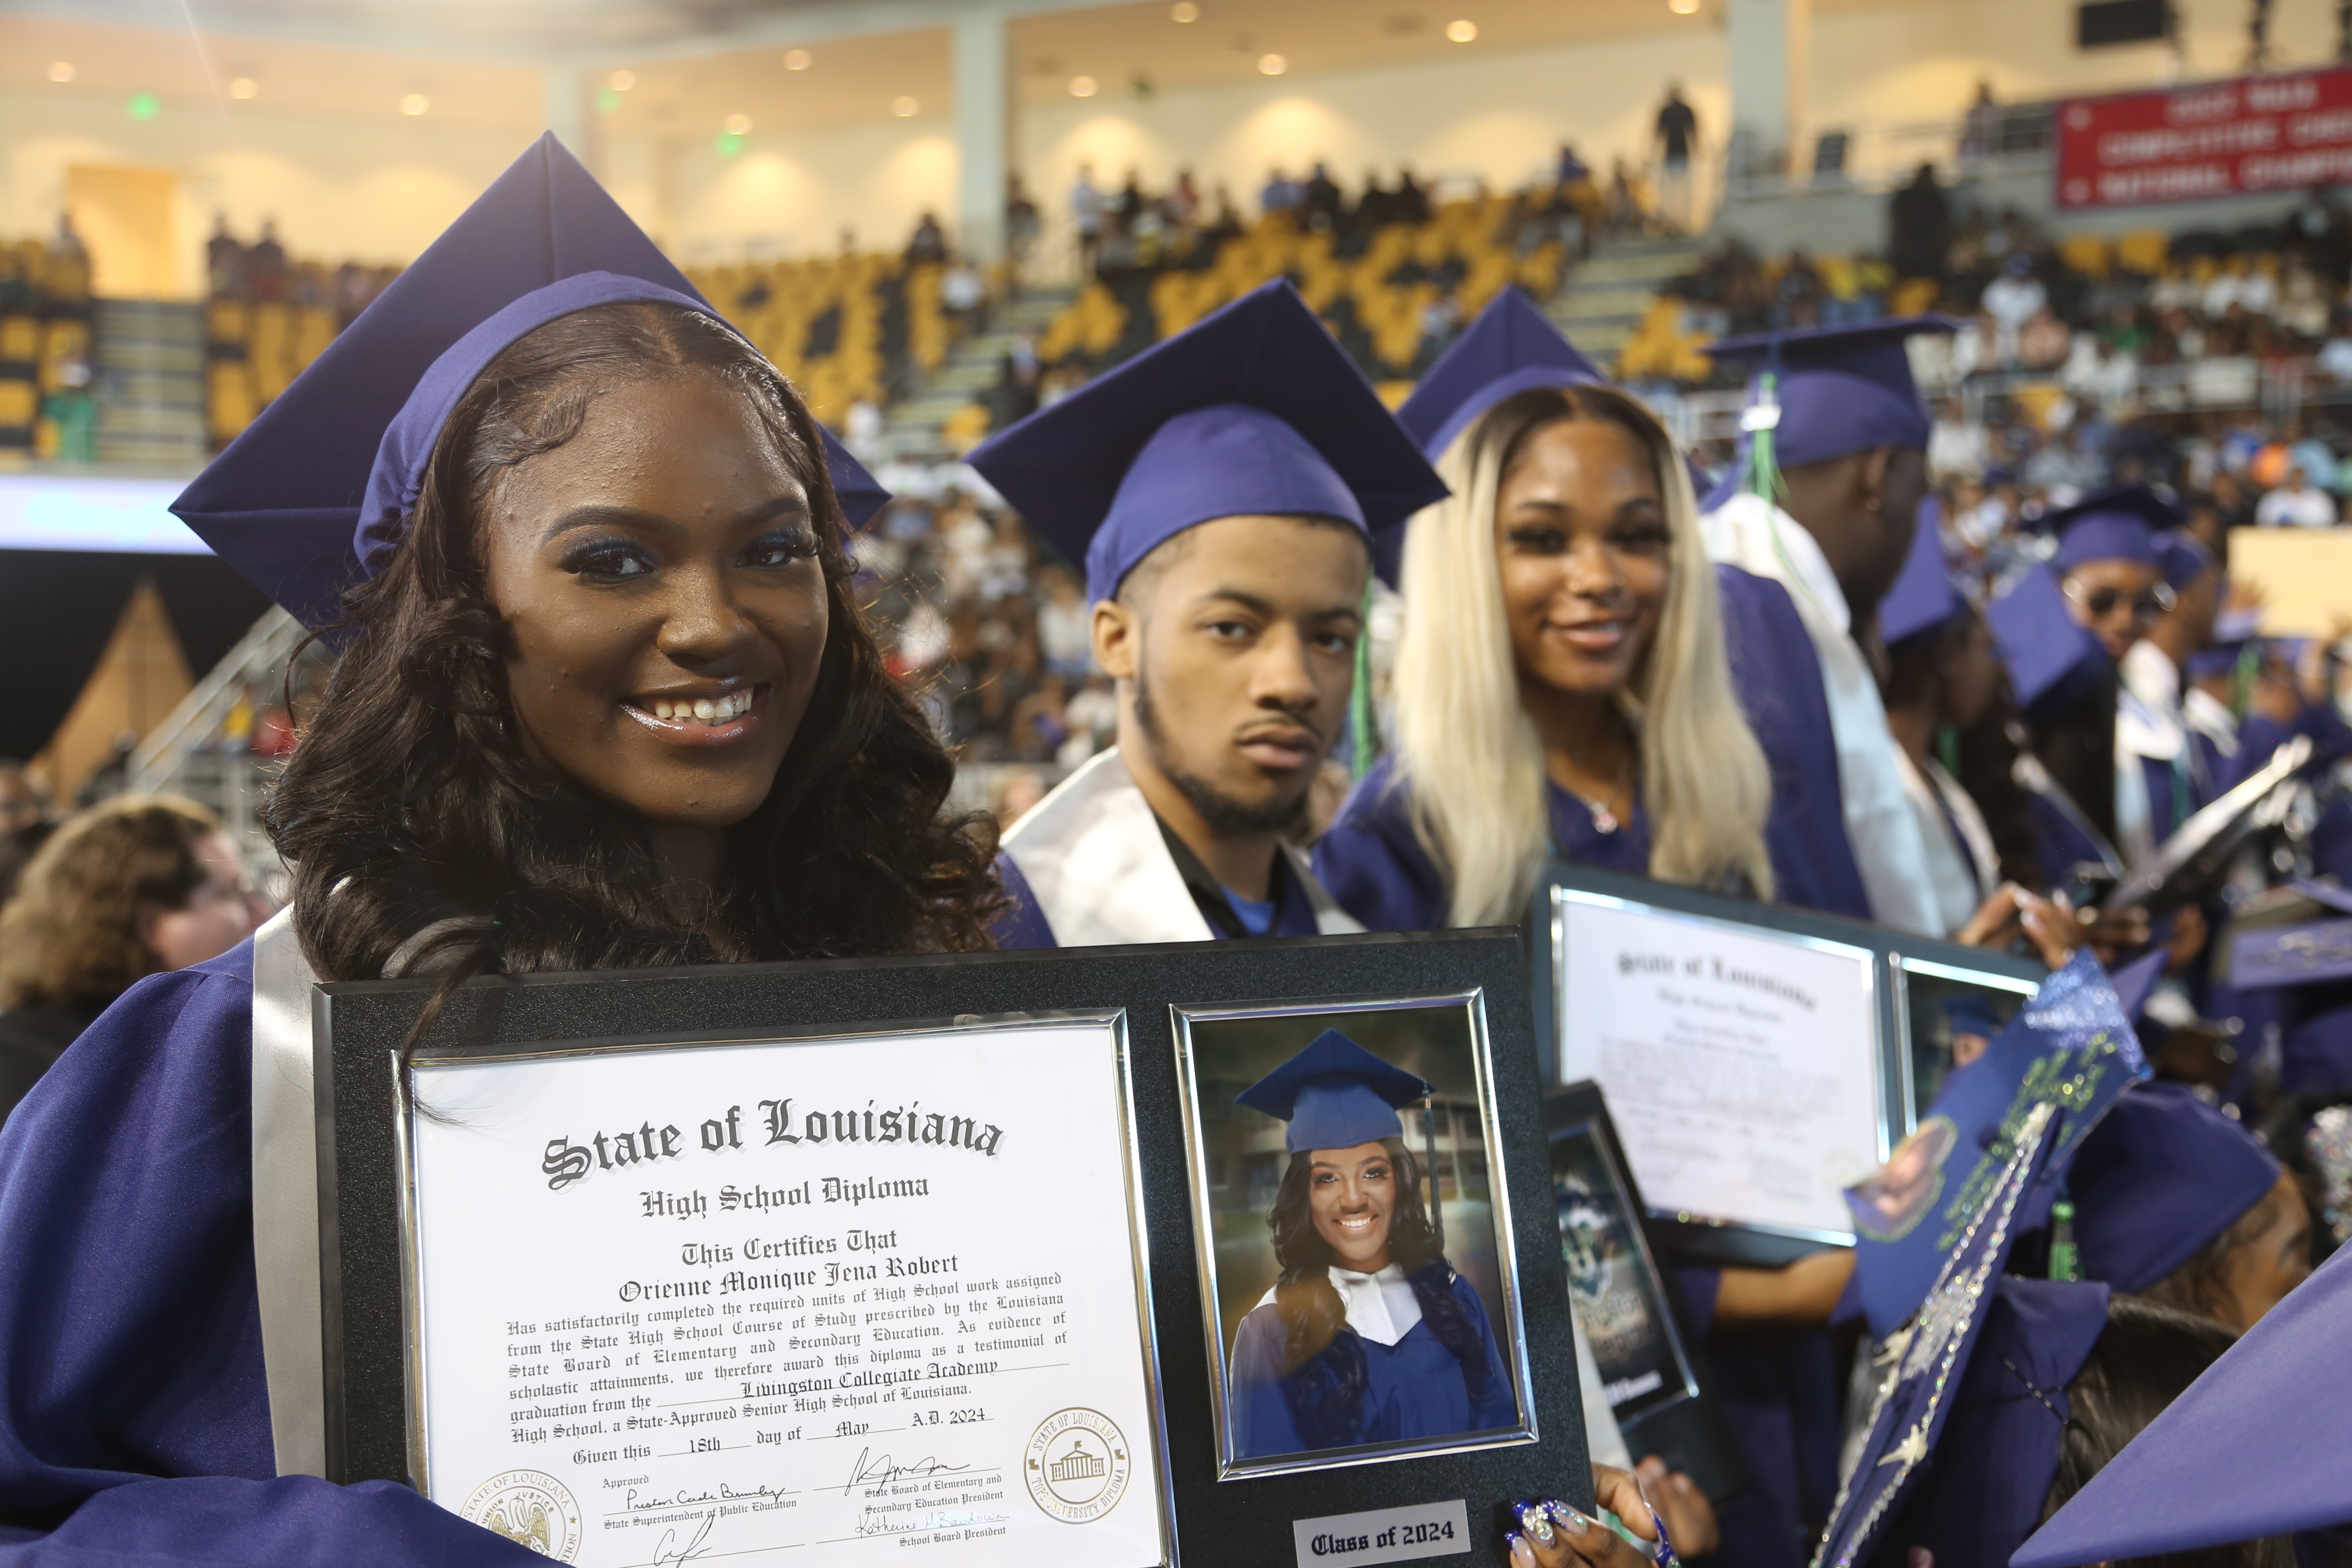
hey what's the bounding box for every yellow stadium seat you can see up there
[2115,230,2169,276]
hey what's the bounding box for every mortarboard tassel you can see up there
[1741,365,1785,507]
[1351,577,1380,778]
[2047,1197,2079,1282]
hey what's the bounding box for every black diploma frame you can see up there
[315,929,1589,1566]
[1529,862,2044,1266]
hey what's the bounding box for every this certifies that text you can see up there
[405,1018,1166,1568]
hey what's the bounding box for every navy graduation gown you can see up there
[1226,1274,1515,1461]
[1714,564,1874,923]
[1313,755,1647,932]
[990,848,1326,949]
[0,941,539,1563]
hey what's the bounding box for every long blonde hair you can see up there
[1390,385,1774,926]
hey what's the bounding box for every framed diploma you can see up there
[1879,939,2043,1132]
[316,930,1587,1567]
[1541,1081,1743,1506]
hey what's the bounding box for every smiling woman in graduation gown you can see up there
[1315,290,1865,932]
[0,138,999,1562]
[1222,1032,1516,1461]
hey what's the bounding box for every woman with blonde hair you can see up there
[1316,290,1868,931]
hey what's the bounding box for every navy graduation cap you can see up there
[2044,484,2182,573]
[1698,314,1957,510]
[965,280,1448,606]
[2016,1232,2352,1566]
[1877,497,1961,646]
[2065,1080,2282,1295]
[2156,529,2213,591]
[1235,1029,1431,1154]
[1393,285,1604,459]
[1987,564,2109,723]
[172,134,888,630]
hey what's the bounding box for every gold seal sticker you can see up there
[1024,1407,1132,1525]
[459,1468,585,1561]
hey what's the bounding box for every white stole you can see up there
[1894,750,2000,938]
[1703,493,1943,935]
[1001,746,1362,945]
[2116,640,2193,867]
[250,907,328,1478]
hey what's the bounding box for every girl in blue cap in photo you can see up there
[0,137,998,1563]
[1224,1029,1517,1462]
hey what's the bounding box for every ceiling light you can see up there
[1069,75,1098,97]
[229,77,258,99]
[1669,0,1699,12]
[1170,1,1200,18]
[609,69,635,90]
[1257,53,1287,75]
[47,61,74,83]
[724,112,751,134]
[784,49,812,70]
[891,95,920,116]
[400,92,429,116]
[1445,18,1478,41]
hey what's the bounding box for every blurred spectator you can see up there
[1960,79,2000,165]
[0,762,47,837]
[0,796,268,1123]
[2256,466,2338,527]
[941,257,986,329]
[1005,173,1041,270]
[205,211,243,298]
[1035,566,1093,681]
[1071,164,1104,273]
[1653,83,1697,230]
[245,218,286,301]
[1982,253,2047,365]
[1261,166,1302,217]
[1889,164,1951,282]
[906,211,948,267]
[0,823,53,909]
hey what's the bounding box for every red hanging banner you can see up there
[2055,66,2352,210]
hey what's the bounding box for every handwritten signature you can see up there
[854,1511,1010,1538]
[835,1446,972,1495]
[652,1511,715,1568]
[625,1479,791,1513]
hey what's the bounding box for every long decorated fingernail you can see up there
[1545,1500,1589,1533]
[1518,1502,1555,1545]
[1507,1530,1535,1567]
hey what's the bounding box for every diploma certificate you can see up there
[400,1015,1168,1567]
[1550,890,1883,1242]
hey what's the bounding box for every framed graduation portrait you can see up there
[1171,992,1540,1479]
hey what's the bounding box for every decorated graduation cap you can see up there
[2015,1232,2352,1567]
[1697,315,1957,510]
[1393,286,1604,459]
[2045,484,2182,573]
[1864,1277,2112,1568]
[1235,1029,1431,1154]
[2066,1080,2282,1294]
[1877,501,1962,646]
[1845,949,2149,1341]
[965,279,1448,606]
[1815,1089,2065,1568]
[172,133,888,630]
[1987,564,2110,724]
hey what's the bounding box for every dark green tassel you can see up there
[1351,578,1378,778]
[2048,1200,2078,1282]
[1743,369,1784,506]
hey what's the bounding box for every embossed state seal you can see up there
[1023,1407,1132,1525]
[459,1468,584,1561]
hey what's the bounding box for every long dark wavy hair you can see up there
[272,300,1001,985]
[1263,1139,1492,1448]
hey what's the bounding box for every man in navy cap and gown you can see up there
[968,281,1446,947]
[1700,317,1957,936]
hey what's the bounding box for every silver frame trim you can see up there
[1169,989,1540,1482]
[1547,1115,1703,1415]
[394,1008,1178,1565]
[1547,885,1883,1248]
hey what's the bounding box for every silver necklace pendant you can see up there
[1589,803,1618,834]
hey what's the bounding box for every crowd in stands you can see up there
[0,217,95,462]
[203,216,400,448]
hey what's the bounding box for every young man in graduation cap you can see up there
[1700,317,1956,936]
[968,280,1446,946]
